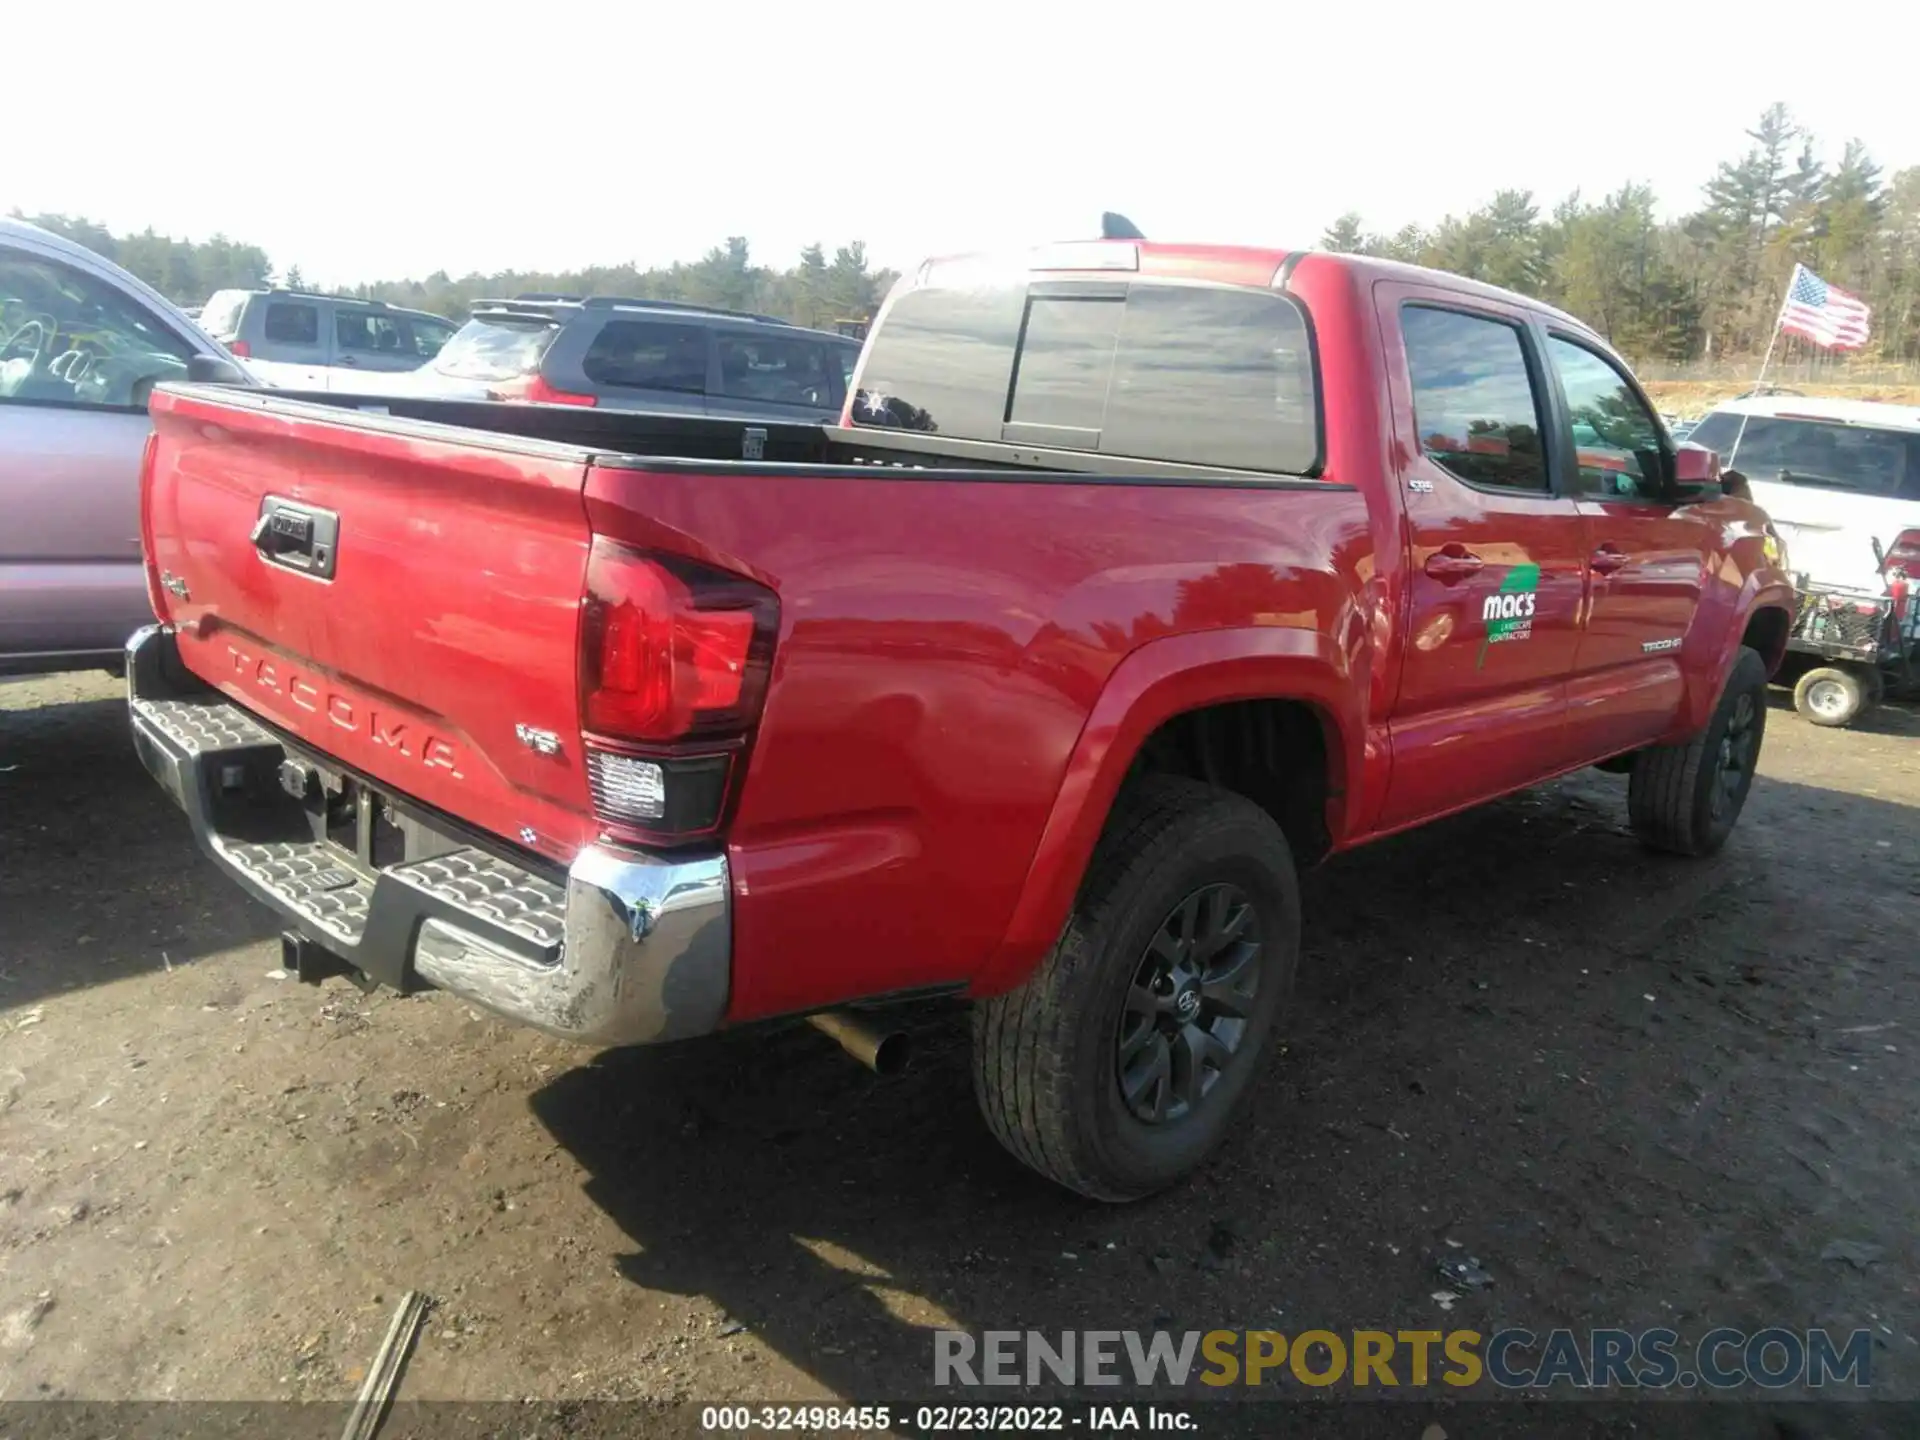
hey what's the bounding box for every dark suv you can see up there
[406,295,860,421]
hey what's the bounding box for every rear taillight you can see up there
[487,373,596,406]
[228,340,251,358]
[579,540,777,842]
[1881,529,1920,579]
[1885,529,1920,628]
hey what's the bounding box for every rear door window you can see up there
[1401,306,1548,492]
[263,301,320,346]
[432,315,558,380]
[581,320,708,394]
[334,309,405,356]
[714,332,840,408]
[1688,412,1920,500]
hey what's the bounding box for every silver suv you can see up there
[406,296,860,421]
[198,289,457,391]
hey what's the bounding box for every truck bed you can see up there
[210,385,1345,485]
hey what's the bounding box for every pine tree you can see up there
[1319,213,1366,254]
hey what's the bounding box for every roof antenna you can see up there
[1101,211,1145,241]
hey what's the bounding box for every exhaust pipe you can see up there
[807,1010,911,1077]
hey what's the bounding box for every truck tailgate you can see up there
[143,388,598,859]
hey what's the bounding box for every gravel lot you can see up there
[2,671,1917,1434]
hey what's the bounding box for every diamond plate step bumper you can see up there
[125,625,729,1046]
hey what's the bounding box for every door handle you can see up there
[338,355,359,366]
[1590,547,1630,575]
[1423,546,1484,582]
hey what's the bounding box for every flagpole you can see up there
[1751,263,1795,395]
[1728,263,1798,469]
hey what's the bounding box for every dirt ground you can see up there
[3,672,1918,1432]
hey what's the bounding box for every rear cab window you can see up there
[1689,411,1920,500]
[432,313,560,381]
[1400,306,1547,492]
[851,274,1318,474]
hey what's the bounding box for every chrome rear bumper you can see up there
[124,624,730,1046]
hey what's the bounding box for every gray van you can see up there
[407,296,861,420]
[198,289,457,391]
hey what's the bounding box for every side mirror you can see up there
[186,353,251,386]
[1673,442,1720,486]
[1660,441,1724,502]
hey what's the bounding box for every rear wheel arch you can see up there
[974,629,1356,997]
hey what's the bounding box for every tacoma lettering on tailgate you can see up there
[225,644,464,779]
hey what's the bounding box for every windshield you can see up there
[432,315,558,381]
[1690,411,1920,500]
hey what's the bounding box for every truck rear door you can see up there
[142,388,600,860]
[1375,285,1589,827]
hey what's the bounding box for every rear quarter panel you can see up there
[585,463,1380,1021]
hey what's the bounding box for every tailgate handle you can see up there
[253,496,340,581]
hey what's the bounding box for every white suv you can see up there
[197,289,457,391]
[1688,396,1920,592]
[1688,395,1920,723]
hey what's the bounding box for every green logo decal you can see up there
[1477,562,1541,668]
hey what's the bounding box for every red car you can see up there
[127,240,1793,1200]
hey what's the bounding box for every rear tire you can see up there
[1628,646,1768,856]
[1792,665,1877,728]
[971,777,1299,1202]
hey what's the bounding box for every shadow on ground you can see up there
[529,765,1920,1420]
[0,694,283,1009]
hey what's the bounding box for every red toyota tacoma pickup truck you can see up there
[127,241,1794,1200]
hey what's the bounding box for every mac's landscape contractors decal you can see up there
[1477,562,1540,667]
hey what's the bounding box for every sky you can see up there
[11,0,1917,289]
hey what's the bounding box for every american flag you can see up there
[1778,263,1871,350]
